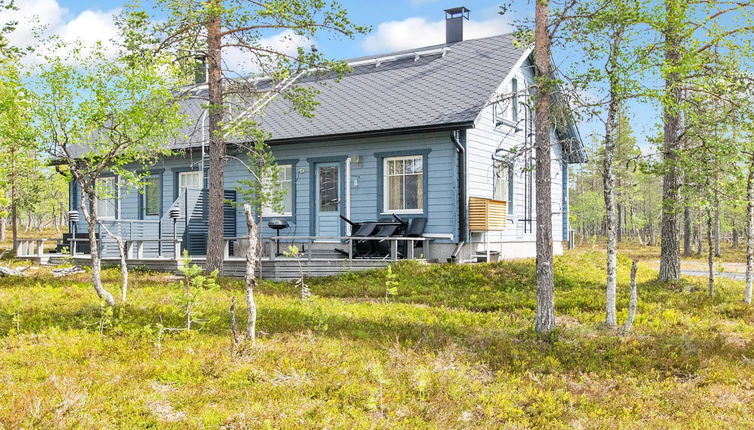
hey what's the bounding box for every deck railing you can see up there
[221,235,430,262]
[17,235,432,262]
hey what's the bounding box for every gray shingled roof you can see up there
[179,33,525,146]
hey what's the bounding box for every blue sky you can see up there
[8,0,655,148]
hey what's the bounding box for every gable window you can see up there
[143,176,160,217]
[494,160,514,214]
[262,164,294,217]
[384,155,423,213]
[178,171,202,193]
[96,177,116,219]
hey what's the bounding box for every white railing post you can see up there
[223,240,230,260]
[37,240,45,258]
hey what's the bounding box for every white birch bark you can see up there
[745,160,753,304]
[623,260,638,333]
[80,188,116,306]
[243,204,258,343]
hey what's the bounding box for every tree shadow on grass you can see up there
[2,296,747,382]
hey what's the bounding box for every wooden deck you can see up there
[40,254,399,281]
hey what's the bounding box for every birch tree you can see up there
[564,0,647,328]
[234,131,286,343]
[31,42,187,306]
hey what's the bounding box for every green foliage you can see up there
[384,264,398,303]
[174,251,220,331]
[234,137,286,216]
[0,251,753,426]
[30,38,188,215]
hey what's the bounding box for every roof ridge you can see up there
[343,32,515,64]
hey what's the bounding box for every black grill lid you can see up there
[268,219,289,230]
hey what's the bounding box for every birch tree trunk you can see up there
[623,260,638,333]
[205,0,226,273]
[696,215,703,255]
[99,222,129,304]
[714,187,721,258]
[707,207,714,296]
[602,30,622,329]
[243,204,258,343]
[745,159,753,304]
[0,218,5,242]
[533,0,555,333]
[81,189,116,306]
[683,205,691,256]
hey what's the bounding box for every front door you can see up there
[315,163,341,237]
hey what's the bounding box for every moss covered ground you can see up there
[0,249,753,428]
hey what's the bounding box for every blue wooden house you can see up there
[30,8,585,278]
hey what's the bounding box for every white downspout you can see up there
[345,157,351,235]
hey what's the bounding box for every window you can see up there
[262,164,294,217]
[494,160,514,214]
[384,155,423,213]
[143,176,160,217]
[96,177,116,219]
[178,171,202,193]
[511,78,519,122]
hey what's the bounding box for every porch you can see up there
[14,234,432,281]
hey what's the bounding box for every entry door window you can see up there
[319,166,339,212]
[143,176,160,217]
[178,171,202,193]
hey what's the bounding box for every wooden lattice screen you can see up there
[468,197,508,232]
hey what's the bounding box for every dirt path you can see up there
[647,260,748,280]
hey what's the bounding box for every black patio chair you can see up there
[369,214,408,258]
[335,216,379,258]
[400,217,427,258]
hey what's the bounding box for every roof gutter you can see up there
[265,121,475,146]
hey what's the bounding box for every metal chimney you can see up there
[444,7,470,44]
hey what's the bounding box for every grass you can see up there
[0,250,753,428]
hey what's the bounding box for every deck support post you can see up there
[390,240,398,261]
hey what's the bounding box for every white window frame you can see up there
[493,159,515,215]
[383,155,424,215]
[95,177,117,220]
[262,164,294,217]
[178,171,203,194]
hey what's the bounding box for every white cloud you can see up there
[1,0,120,63]
[222,29,313,76]
[362,15,512,53]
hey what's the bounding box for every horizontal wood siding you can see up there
[70,132,460,258]
[466,57,566,249]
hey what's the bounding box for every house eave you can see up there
[263,121,476,146]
